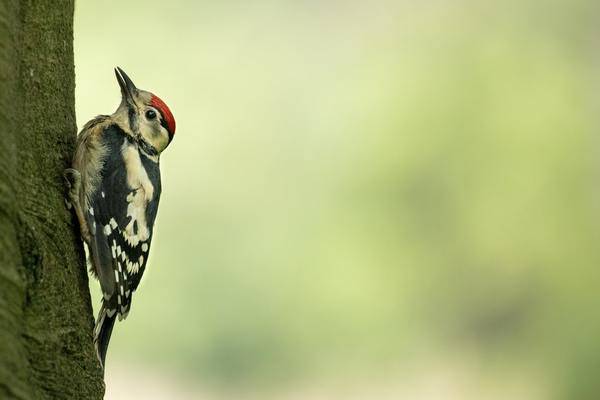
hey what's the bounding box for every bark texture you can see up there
[0,0,104,398]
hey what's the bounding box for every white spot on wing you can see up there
[106,308,116,318]
[89,207,94,216]
[104,224,111,236]
[126,260,140,274]
[110,218,118,229]
[141,243,148,252]
[114,270,119,282]
[122,231,132,246]
[101,191,105,198]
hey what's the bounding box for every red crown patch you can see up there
[150,95,176,136]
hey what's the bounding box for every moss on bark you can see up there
[0,0,104,398]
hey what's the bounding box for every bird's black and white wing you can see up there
[86,124,161,366]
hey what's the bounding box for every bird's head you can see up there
[113,67,175,156]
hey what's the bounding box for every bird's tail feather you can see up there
[94,301,116,370]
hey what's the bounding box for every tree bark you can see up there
[0,1,104,398]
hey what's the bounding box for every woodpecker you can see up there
[64,67,175,368]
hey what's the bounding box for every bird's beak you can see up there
[115,67,138,105]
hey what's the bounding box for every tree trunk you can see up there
[0,1,104,398]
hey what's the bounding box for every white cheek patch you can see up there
[140,116,169,155]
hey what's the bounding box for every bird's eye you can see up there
[145,109,157,120]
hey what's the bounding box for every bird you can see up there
[64,67,175,369]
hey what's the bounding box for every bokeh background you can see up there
[75,1,599,399]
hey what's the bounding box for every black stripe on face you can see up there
[158,113,174,142]
[138,137,158,156]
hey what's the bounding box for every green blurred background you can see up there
[74,1,599,398]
